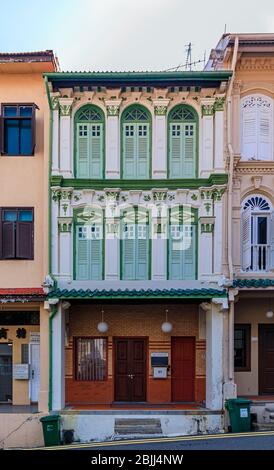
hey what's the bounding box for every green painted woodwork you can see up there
[50,173,228,190]
[168,207,197,280]
[121,105,151,179]
[168,104,198,179]
[47,287,227,300]
[121,207,150,280]
[74,105,104,178]
[74,207,104,280]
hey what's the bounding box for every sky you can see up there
[1,0,274,72]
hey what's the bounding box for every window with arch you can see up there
[168,105,197,178]
[121,105,151,179]
[241,195,274,272]
[241,95,273,161]
[75,105,104,178]
[74,207,104,280]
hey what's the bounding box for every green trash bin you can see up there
[40,414,61,447]
[225,398,252,433]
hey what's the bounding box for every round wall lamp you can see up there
[266,298,274,319]
[161,309,173,333]
[97,309,109,333]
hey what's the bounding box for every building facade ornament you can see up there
[58,217,73,233]
[104,99,122,116]
[214,96,225,111]
[201,103,215,116]
[59,97,74,116]
[152,98,170,116]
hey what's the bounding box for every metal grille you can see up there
[76,338,107,381]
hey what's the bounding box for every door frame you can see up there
[113,336,148,402]
[259,324,274,395]
[171,336,196,402]
[0,342,13,403]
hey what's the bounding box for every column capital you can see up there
[50,92,61,110]
[58,217,73,233]
[199,217,215,233]
[214,96,225,112]
[212,297,229,312]
[201,98,215,117]
[59,97,74,116]
[200,302,211,312]
[104,99,122,116]
[152,99,170,116]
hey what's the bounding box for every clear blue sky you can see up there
[1,0,274,71]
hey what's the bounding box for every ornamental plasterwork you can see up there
[201,103,215,116]
[51,187,73,202]
[152,189,168,201]
[58,217,73,233]
[214,97,225,112]
[105,99,122,117]
[59,98,74,116]
[235,167,274,175]
[152,99,170,116]
[242,96,271,109]
[200,186,226,201]
[50,94,60,110]
[237,57,274,71]
[200,222,214,234]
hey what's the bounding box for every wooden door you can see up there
[0,343,12,402]
[114,338,147,402]
[259,325,274,394]
[171,337,195,402]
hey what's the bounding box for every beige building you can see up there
[207,34,274,401]
[0,51,58,412]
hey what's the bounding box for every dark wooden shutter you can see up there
[31,106,36,154]
[16,221,33,259]
[2,222,15,259]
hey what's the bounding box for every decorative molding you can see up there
[105,99,122,116]
[152,188,168,201]
[58,217,73,233]
[201,103,215,116]
[59,97,74,116]
[214,96,225,111]
[200,217,215,233]
[212,297,229,311]
[200,302,211,312]
[252,176,262,189]
[104,188,121,202]
[152,98,170,116]
[50,94,60,110]
[237,57,274,72]
[51,187,62,202]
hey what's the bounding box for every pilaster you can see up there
[152,99,170,179]
[200,98,215,177]
[59,97,74,177]
[105,99,122,178]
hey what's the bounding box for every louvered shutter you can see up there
[76,226,90,280]
[122,223,135,280]
[136,224,149,279]
[90,124,103,178]
[169,224,183,279]
[182,225,196,279]
[123,124,135,178]
[90,225,103,280]
[241,107,257,160]
[169,124,182,178]
[31,105,36,154]
[76,123,89,177]
[16,221,33,259]
[258,106,272,160]
[183,123,196,177]
[137,124,149,178]
[2,221,15,259]
[242,206,252,270]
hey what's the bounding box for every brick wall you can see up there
[65,302,206,404]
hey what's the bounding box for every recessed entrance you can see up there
[259,324,274,395]
[0,343,12,402]
[171,337,195,402]
[114,338,147,402]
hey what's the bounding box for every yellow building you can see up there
[0,51,58,412]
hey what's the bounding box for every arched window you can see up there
[241,195,273,272]
[121,105,151,179]
[74,207,104,280]
[241,95,273,161]
[168,105,197,178]
[75,105,104,178]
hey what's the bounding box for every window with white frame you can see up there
[241,95,273,161]
[241,195,274,272]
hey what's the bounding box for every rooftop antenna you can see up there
[224,23,227,34]
[185,42,192,71]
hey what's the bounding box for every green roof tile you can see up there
[47,288,226,300]
[234,279,274,288]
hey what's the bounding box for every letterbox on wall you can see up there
[151,352,169,367]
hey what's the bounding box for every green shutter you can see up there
[123,124,136,178]
[182,225,196,279]
[169,225,183,280]
[136,224,149,279]
[76,124,89,178]
[90,124,103,178]
[90,228,103,280]
[169,124,182,178]
[76,226,90,280]
[183,123,196,177]
[168,210,196,280]
[122,223,135,280]
[137,124,149,178]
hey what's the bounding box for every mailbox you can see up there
[13,364,30,380]
[153,367,167,379]
[151,352,168,367]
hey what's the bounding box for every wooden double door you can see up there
[259,325,274,395]
[114,338,147,402]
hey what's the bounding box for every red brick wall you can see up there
[65,302,206,405]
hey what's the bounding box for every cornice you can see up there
[235,161,274,175]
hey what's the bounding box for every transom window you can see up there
[241,195,273,272]
[1,104,37,156]
[241,94,273,161]
[121,105,151,179]
[75,105,104,178]
[168,105,197,178]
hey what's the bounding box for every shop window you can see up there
[234,324,251,371]
[75,337,107,381]
[1,104,37,156]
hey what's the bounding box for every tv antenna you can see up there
[164,43,206,72]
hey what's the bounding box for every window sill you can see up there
[1,154,35,157]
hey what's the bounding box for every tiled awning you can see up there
[234,279,274,289]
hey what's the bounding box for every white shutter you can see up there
[269,211,274,269]
[258,105,272,160]
[241,107,257,160]
[242,206,252,270]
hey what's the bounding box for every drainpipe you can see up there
[226,36,239,382]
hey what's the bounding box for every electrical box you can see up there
[153,367,167,379]
[13,364,29,380]
[151,352,168,367]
